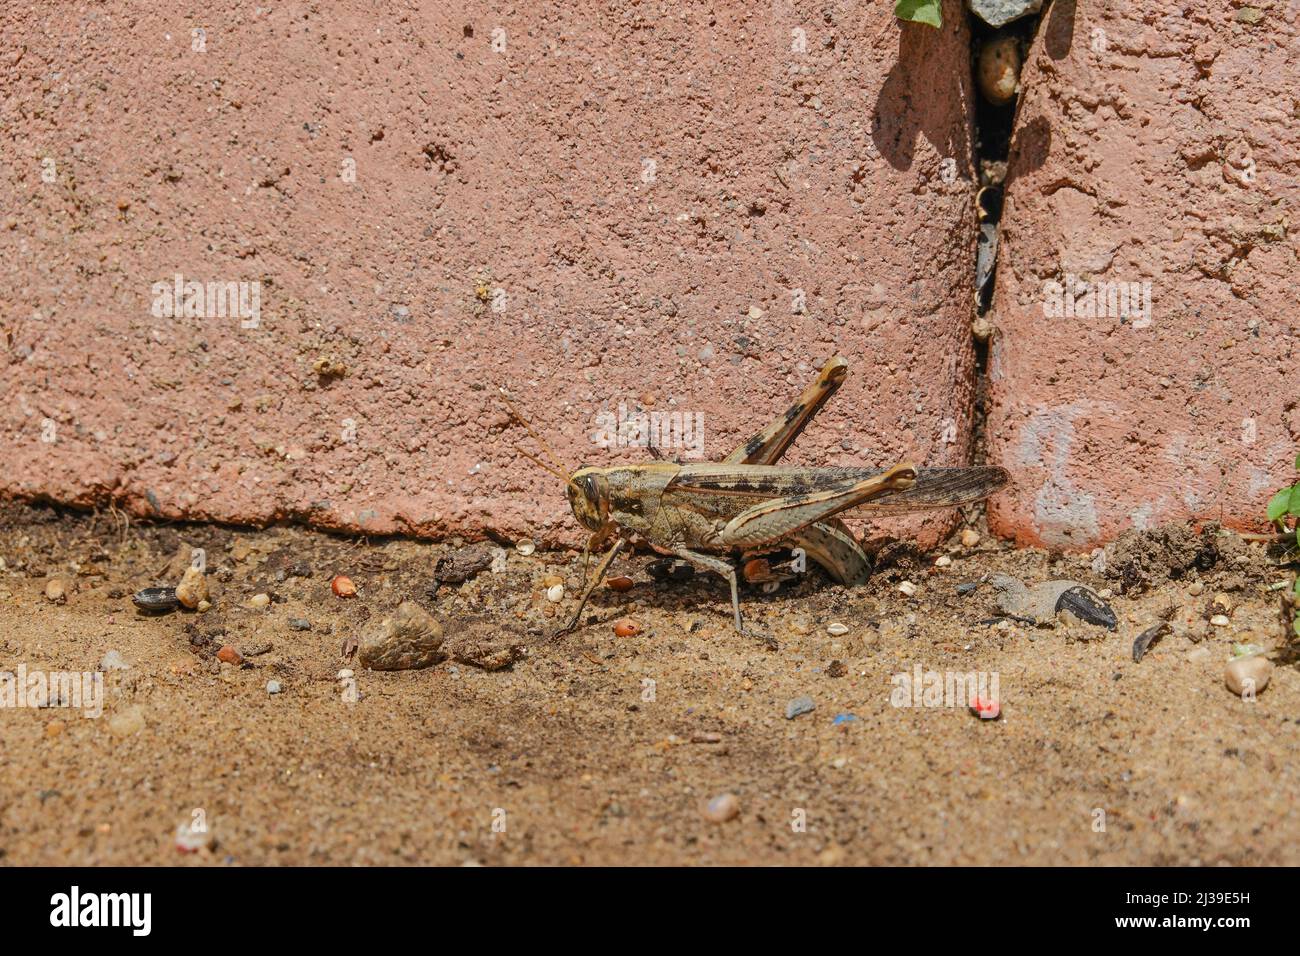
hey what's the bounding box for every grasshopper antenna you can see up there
[498,387,579,490]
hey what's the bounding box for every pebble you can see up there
[359,601,445,670]
[175,566,209,609]
[1210,614,1230,627]
[613,618,641,638]
[977,33,1021,105]
[331,575,357,598]
[266,680,282,695]
[1225,655,1272,697]
[607,575,634,592]
[898,581,918,597]
[45,720,65,739]
[826,622,849,636]
[1188,582,1205,596]
[546,583,564,603]
[288,618,312,631]
[108,705,146,737]
[338,669,354,680]
[702,792,740,823]
[934,555,952,568]
[516,539,536,556]
[175,820,214,853]
[44,578,67,604]
[216,645,244,665]
[196,599,212,613]
[785,695,815,720]
[132,587,179,612]
[247,593,271,609]
[100,650,129,671]
[960,529,981,548]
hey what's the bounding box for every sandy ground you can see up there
[0,501,1297,866]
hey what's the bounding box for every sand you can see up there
[0,502,1296,865]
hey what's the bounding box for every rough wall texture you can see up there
[1,1,979,546]
[986,1,1300,547]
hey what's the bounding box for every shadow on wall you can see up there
[871,16,972,174]
[1043,0,1076,61]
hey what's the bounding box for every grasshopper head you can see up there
[566,467,610,532]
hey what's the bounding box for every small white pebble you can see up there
[827,622,849,636]
[1188,582,1205,596]
[1210,614,1230,627]
[702,792,740,823]
[546,583,564,602]
[960,529,981,548]
[898,581,918,597]
[266,680,282,694]
[337,669,354,680]
[934,555,952,568]
[489,548,508,573]
[247,593,270,609]
[1099,588,1113,599]
[516,539,536,556]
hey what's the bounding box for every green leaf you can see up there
[894,0,943,28]
[1294,453,1300,470]
[1294,616,1300,639]
[1288,484,1300,517]
[1293,576,1300,596]
[1267,487,1292,522]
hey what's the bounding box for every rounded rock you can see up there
[607,575,635,592]
[331,575,357,598]
[358,601,445,671]
[216,645,244,665]
[702,792,740,823]
[247,593,271,609]
[1225,655,1272,697]
[960,529,981,548]
[44,578,67,604]
[175,566,209,610]
[613,618,641,638]
[546,583,564,603]
[977,34,1021,106]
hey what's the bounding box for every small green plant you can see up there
[894,0,943,29]
[1266,455,1300,638]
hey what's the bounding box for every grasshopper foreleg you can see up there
[558,535,626,637]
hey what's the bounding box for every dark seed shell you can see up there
[132,587,179,612]
[1055,585,1117,630]
[1132,621,1171,663]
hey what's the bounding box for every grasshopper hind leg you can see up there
[788,518,872,587]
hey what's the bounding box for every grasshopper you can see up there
[502,356,1007,635]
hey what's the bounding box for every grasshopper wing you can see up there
[667,464,1007,515]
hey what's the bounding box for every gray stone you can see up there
[785,695,815,720]
[968,0,1043,27]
